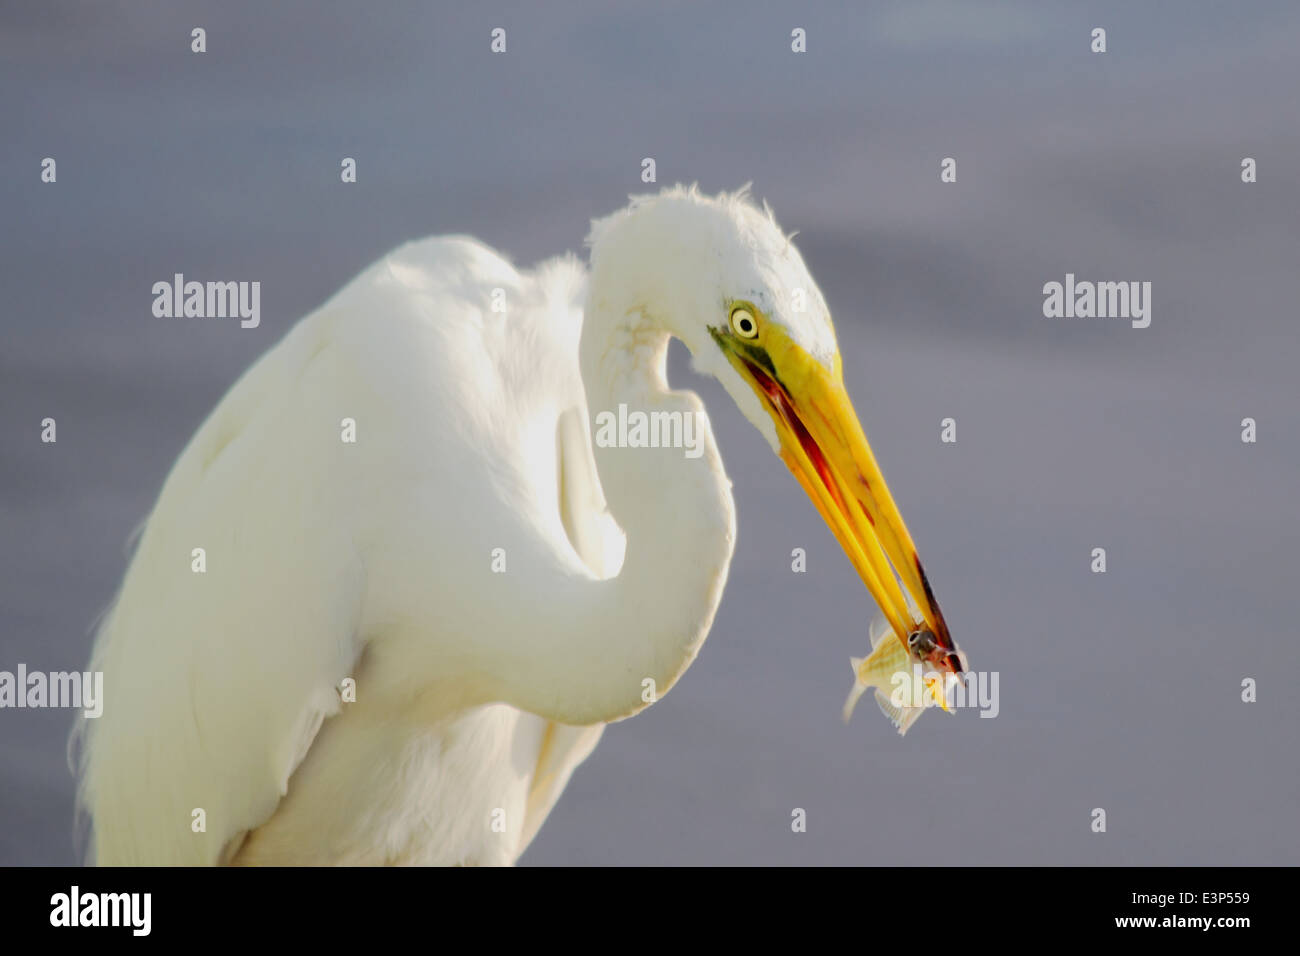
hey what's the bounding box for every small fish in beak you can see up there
[906,626,968,676]
[842,619,963,735]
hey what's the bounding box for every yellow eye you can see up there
[730,306,759,339]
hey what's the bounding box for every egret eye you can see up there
[730,307,758,339]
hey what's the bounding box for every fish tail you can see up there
[842,657,869,723]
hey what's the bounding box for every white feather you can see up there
[75,187,850,865]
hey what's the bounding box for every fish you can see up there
[842,618,959,735]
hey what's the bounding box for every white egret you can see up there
[74,185,961,865]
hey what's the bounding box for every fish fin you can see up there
[926,673,962,713]
[874,689,926,736]
[867,616,895,651]
[926,675,952,713]
[842,681,869,724]
[842,658,869,723]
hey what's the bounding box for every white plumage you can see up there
[75,185,956,865]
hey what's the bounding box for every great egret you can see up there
[74,185,961,865]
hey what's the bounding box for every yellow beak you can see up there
[716,322,962,673]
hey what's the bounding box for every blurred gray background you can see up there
[2,1,1298,865]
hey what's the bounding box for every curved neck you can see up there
[558,297,736,723]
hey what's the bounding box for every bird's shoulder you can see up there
[382,234,523,294]
[306,234,582,366]
[348,234,584,322]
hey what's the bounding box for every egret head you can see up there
[587,185,960,673]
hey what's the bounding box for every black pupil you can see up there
[738,316,752,332]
